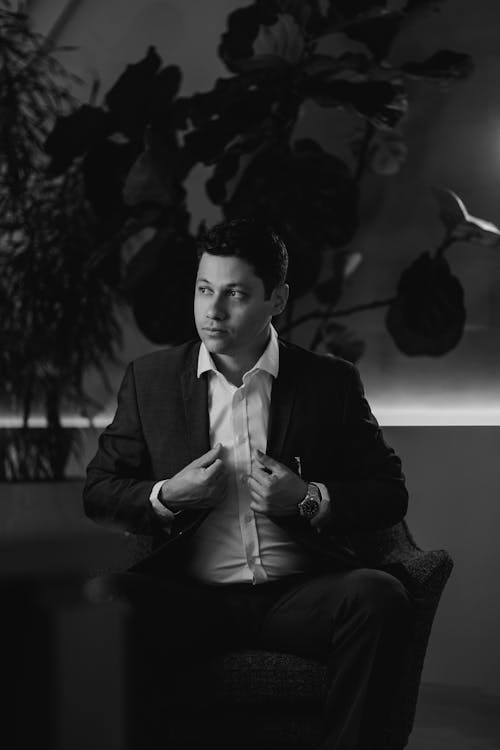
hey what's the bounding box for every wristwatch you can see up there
[297,482,322,519]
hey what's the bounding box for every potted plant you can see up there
[44,0,500,370]
[0,5,121,483]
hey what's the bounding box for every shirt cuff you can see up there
[309,482,332,533]
[149,480,178,529]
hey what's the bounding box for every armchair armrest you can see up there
[349,521,455,748]
[350,520,454,595]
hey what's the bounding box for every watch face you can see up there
[299,498,320,519]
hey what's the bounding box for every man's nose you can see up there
[206,294,227,319]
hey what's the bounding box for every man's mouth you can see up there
[203,328,228,335]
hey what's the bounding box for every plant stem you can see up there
[435,235,455,259]
[309,298,336,351]
[354,121,375,185]
[281,297,396,339]
[306,122,376,351]
[329,297,396,318]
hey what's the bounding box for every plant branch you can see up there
[309,297,336,351]
[435,234,456,259]
[281,297,396,338]
[306,120,376,351]
[354,121,375,185]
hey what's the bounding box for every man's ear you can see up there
[272,283,289,316]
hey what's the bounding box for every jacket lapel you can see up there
[266,339,299,460]
[180,337,299,462]
[180,342,211,461]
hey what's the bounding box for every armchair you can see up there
[134,520,452,750]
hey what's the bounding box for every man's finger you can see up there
[204,457,225,476]
[246,475,266,497]
[249,489,262,506]
[255,449,275,464]
[194,443,222,468]
[250,498,269,514]
[255,450,280,474]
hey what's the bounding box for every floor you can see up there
[408,682,500,750]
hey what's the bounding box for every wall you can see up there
[386,426,500,698]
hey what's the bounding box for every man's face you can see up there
[194,252,288,359]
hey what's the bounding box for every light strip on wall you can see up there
[2,407,500,427]
[372,406,500,427]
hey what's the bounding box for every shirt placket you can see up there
[233,379,268,584]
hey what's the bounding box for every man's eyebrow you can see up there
[196,277,251,289]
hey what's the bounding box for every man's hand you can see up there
[159,443,228,511]
[245,450,308,517]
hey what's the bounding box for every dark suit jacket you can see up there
[84,336,408,574]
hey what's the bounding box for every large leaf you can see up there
[219,1,322,72]
[206,135,263,205]
[304,78,407,128]
[257,0,316,22]
[183,70,286,166]
[285,240,324,299]
[122,227,167,295]
[105,48,182,142]
[342,11,404,61]
[123,149,172,208]
[368,129,407,175]
[226,139,358,255]
[128,230,198,344]
[252,12,305,65]
[45,105,112,175]
[401,51,473,81]
[82,138,139,221]
[218,4,282,73]
[105,46,162,139]
[326,0,388,24]
[319,1,394,39]
[385,252,465,356]
[223,141,358,299]
[301,52,371,77]
[452,216,500,247]
[433,188,500,247]
[403,0,448,14]
[123,126,187,208]
[432,187,466,230]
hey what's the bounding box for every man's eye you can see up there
[198,287,210,294]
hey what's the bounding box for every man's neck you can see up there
[211,329,271,387]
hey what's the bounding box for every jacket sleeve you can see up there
[321,362,408,534]
[83,363,167,536]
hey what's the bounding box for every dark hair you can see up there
[196,218,288,299]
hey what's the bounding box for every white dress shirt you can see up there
[150,324,331,585]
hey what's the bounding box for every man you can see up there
[84,218,411,750]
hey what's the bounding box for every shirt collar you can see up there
[197,323,279,380]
